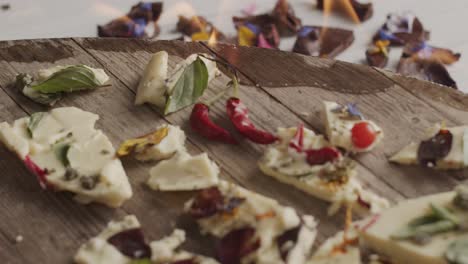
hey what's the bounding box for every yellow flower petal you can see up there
[238,26,256,47]
[117,126,169,157]
[191,31,210,41]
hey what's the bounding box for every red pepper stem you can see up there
[204,88,228,106]
[232,75,240,98]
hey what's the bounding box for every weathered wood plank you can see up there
[0,38,466,262]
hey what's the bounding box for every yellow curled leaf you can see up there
[117,127,169,157]
[238,26,256,46]
[191,31,210,41]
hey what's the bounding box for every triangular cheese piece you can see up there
[259,125,389,215]
[185,180,317,264]
[323,101,383,153]
[390,124,468,169]
[0,107,132,207]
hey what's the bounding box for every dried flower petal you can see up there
[366,40,390,68]
[237,26,257,46]
[417,129,453,167]
[397,58,457,89]
[293,26,354,58]
[233,0,301,38]
[373,12,428,46]
[98,2,162,38]
[117,126,169,157]
[216,227,261,264]
[403,42,461,65]
[107,228,151,259]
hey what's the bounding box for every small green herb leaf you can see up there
[53,142,71,167]
[445,237,468,264]
[27,112,46,137]
[392,220,457,240]
[31,65,105,94]
[164,57,209,115]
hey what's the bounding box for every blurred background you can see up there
[1,0,466,92]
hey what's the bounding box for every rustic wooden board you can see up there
[0,38,467,263]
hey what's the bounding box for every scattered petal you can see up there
[98,2,162,38]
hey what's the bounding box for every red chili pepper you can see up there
[305,147,341,165]
[226,97,277,144]
[190,103,238,144]
[289,123,304,152]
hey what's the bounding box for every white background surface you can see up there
[1,0,467,92]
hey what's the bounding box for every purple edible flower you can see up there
[346,103,363,119]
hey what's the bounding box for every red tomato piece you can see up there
[351,122,376,149]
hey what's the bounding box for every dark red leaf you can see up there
[417,129,453,167]
[216,227,261,264]
[107,228,151,259]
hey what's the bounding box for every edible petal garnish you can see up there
[417,129,453,167]
[402,41,461,65]
[373,12,428,45]
[16,65,109,106]
[292,26,354,58]
[235,22,279,48]
[216,227,261,264]
[397,57,457,89]
[366,40,390,67]
[98,2,163,38]
[232,0,301,37]
[316,0,373,22]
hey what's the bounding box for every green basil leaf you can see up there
[31,65,103,94]
[445,237,468,264]
[27,112,46,137]
[129,258,152,264]
[164,57,209,115]
[53,142,71,167]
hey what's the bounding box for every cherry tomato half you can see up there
[351,122,376,149]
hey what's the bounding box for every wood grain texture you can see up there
[0,38,466,263]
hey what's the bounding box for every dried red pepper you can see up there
[190,103,238,144]
[226,77,277,145]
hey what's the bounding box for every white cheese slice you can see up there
[323,101,383,153]
[185,180,317,264]
[135,52,219,108]
[147,152,219,191]
[0,107,132,208]
[259,126,389,215]
[360,191,468,264]
[134,124,186,161]
[390,125,468,169]
[135,51,169,108]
